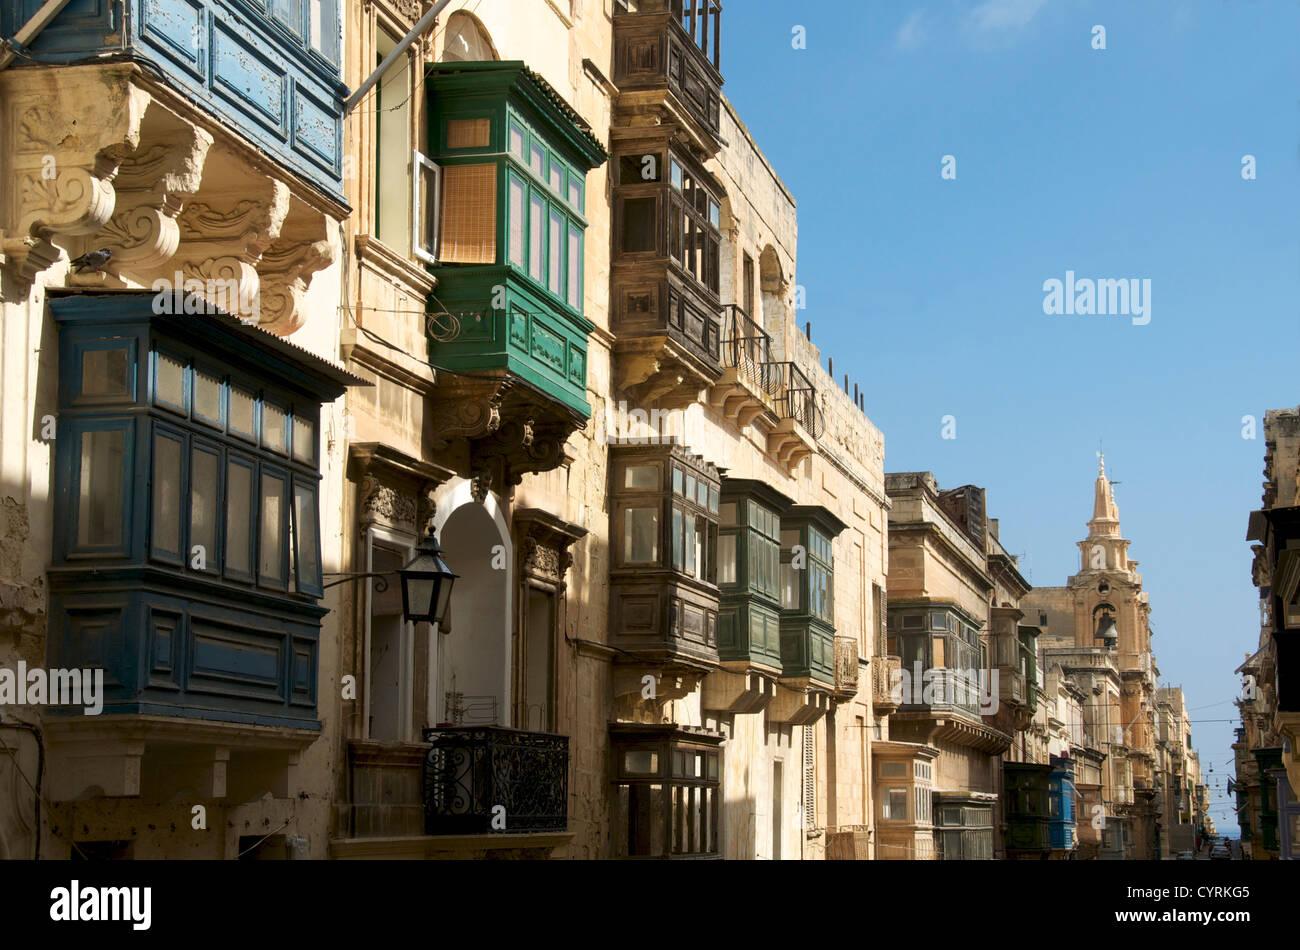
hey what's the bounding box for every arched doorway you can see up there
[435,489,510,726]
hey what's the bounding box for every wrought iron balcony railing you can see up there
[763,360,823,438]
[833,636,860,697]
[721,304,777,396]
[423,726,568,835]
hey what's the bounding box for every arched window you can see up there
[442,11,499,62]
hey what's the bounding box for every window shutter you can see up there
[802,724,815,830]
[439,164,497,264]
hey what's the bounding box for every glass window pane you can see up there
[781,562,800,610]
[568,175,582,210]
[621,197,656,253]
[155,353,185,409]
[226,460,252,575]
[672,467,683,496]
[292,416,314,464]
[263,404,287,453]
[82,348,129,397]
[418,158,439,259]
[623,751,658,775]
[696,479,708,507]
[672,506,683,571]
[708,486,719,514]
[718,533,736,584]
[77,429,124,547]
[719,502,737,526]
[549,161,562,193]
[230,387,255,439]
[293,481,320,590]
[509,123,525,159]
[623,506,659,564]
[530,144,545,176]
[623,464,658,489]
[509,177,525,267]
[152,431,183,556]
[194,371,221,426]
[684,473,696,503]
[548,208,563,294]
[670,159,682,189]
[684,513,697,576]
[260,471,286,584]
[567,226,581,309]
[191,446,218,572]
[529,193,544,280]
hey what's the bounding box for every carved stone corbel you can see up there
[1,66,152,284]
[98,124,213,274]
[172,170,290,322]
[258,206,339,336]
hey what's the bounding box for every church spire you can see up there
[1089,453,1121,538]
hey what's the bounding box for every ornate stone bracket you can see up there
[514,508,587,589]
[0,65,152,288]
[170,168,291,323]
[99,122,213,273]
[258,202,339,336]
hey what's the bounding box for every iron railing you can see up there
[763,360,823,438]
[721,304,776,395]
[423,726,568,835]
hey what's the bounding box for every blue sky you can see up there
[721,0,1300,833]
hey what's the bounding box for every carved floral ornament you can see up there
[359,473,420,531]
[0,70,334,336]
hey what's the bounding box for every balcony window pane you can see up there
[417,156,440,260]
[155,353,185,409]
[719,502,737,526]
[623,506,659,564]
[292,416,314,464]
[77,429,124,547]
[152,430,183,557]
[781,561,800,610]
[718,533,736,584]
[230,387,255,439]
[529,193,544,281]
[567,225,581,309]
[684,511,697,576]
[709,199,720,228]
[549,161,562,193]
[509,122,525,160]
[624,464,658,490]
[708,486,718,513]
[673,467,683,496]
[684,473,696,503]
[260,471,286,584]
[509,176,525,267]
[293,481,320,590]
[621,197,656,253]
[530,143,545,177]
[194,371,221,427]
[670,159,683,190]
[191,445,218,572]
[446,118,490,149]
[226,460,252,576]
[623,751,658,775]
[568,175,582,210]
[672,506,683,571]
[82,348,129,397]
[548,208,563,294]
[884,787,908,821]
[263,404,287,453]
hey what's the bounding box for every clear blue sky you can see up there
[721,0,1300,834]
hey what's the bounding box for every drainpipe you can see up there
[344,0,455,115]
[0,0,77,71]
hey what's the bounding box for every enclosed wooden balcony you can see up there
[612,0,724,158]
[611,145,724,409]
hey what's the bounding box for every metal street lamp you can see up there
[399,526,458,626]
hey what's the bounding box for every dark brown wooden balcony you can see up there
[612,146,724,409]
[613,0,724,158]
